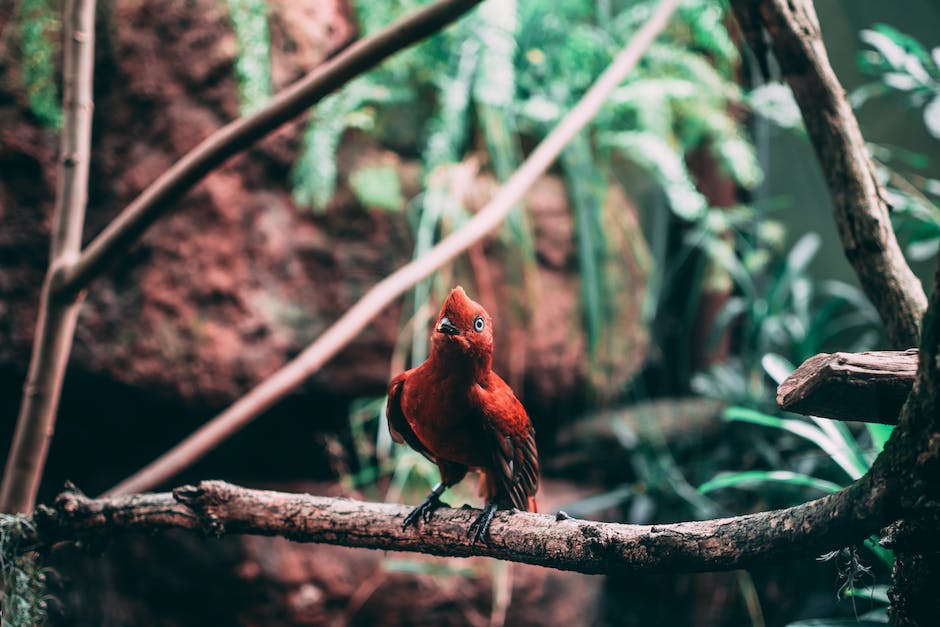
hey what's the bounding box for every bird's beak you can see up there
[438,316,459,335]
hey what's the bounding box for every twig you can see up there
[31,475,889,575]
[0,0,96,514]
[55,0,486,298]
[777,350,916,424]
[103,0,682,497]
[728,0,927,347]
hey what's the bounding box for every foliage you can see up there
[851,24,940,263]
[690,225,881,407]
[286,0,756,368]
[853,23,940,139]
[17,0,62,128]
[0,515,47,627]
[690,230,890,567]
[689,232,889,565]
[224,0,273,114]
[750,25,940,265]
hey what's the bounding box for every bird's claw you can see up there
[467,503,498,544]
[402,494,443,530]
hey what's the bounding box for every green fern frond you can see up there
[225,0,273,114]
[291,80,371,211]
[423,38,479,167]
[473,0,518,107]
[604,130,708,220]
[677,1,739,73]
[644,43,741,102]
[18,0,61,128]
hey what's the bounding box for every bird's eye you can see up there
[473,316,485,332]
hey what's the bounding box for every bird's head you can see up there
[431,286,494,369]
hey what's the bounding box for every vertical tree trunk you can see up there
[729,0,926,348]
[727,2,938,623]
[0,0,96,514]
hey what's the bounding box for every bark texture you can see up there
[879,259,940,626]
[776,350,916,424]
[0,0,96,514]
[28,476,892,576]
[729,0,927,348]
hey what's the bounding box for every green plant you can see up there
[225,0,273,114]
[284,0,756,376]
[690,229,881,408]
[688,226,891,572]
[853,23,940,139]
[1,515,47,627]
[17,0,62,128]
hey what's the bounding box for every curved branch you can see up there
[32,477,890,575]
[729,0,927,347]
[55,0,485,298]
[102,0,682,497]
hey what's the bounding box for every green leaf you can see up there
[866,423,894,454]
[473,0,517,107]
[19,0,62,128]
[748,82,804,131]
[845,585,890,605]
[761,352,795,385]
[384,559,476,577]
[786,620,887,627]
[349,165,404,211]
[225,0,273,114]
[699,471,843,495]
[723,407,863,480]
[604,131,707,220]
[924,95,940,138]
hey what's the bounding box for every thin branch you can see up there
[102,0,682,497]
[777,350,916,424]
[0,0,96,514]
[54,0,486,298]
[30,477,890,575]
[2,0,484,514]
[728,0,927,347]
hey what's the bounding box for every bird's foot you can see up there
[402,493,444,530]
[467,503,498,544]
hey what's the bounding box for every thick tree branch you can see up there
[777,350,916,424]
[55,0,484,298]
[881,257,940,626]
[102,0,682,497]
[729,0,927,347]
[29,477,891,575]
[0,0,96,514]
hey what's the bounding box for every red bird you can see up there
[387,286,539,542]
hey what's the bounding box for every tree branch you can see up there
[777,350,916,424]
[1,0,484,515]
[728,0,927,347]
[55,0,485,298]
[0,0,96,514]
[102,0,682,497]
[29,477,891,575]
[881,257,940,626]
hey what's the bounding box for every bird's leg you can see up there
[402,482,447,530]
[467,502,499,544]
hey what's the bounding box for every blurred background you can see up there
[1,0,939,625]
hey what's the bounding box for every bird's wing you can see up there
[474,377,539,511]
[386,372,437,463]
